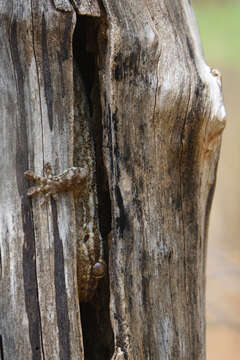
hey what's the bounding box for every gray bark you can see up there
[0,0,225,359]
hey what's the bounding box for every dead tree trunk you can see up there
[0,0,225,359]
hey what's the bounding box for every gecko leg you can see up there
[24,163,88,205]
[24,170,48,185]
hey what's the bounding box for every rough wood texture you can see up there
[53,0,101,17]
[99,0,225,359]
[0,2,83,359]
[71,0,101,17]
[53,0,72,12]
[0,0,225,359]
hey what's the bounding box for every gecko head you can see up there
[92,260,106,279]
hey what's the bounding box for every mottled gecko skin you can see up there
[24,62,105,302]
[73,59,106,302]
[25,164,88,205]
[25,164,106,302]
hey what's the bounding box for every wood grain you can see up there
[0,1,83,359]
[99,0,225,358]
[0,0,225,359]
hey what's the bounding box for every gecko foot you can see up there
[24,163,88,205]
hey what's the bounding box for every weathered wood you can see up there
[0,0,225,359]
[53,0,101,16]
[71,0,101,17]
[53,0,73,12]
[99,0,225,359]
[0,1,83,359]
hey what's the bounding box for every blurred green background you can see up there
[194,0,240,66]
[192,1,240,359]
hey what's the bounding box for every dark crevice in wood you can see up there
[0,335,4,360]
[72,12,114,360]
[51,198,71,360]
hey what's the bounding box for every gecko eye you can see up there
[92,261,106,279]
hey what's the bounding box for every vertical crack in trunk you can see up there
[0,335,4,360]
[72,12,114,360]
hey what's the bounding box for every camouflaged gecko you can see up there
[25,62,105,302]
